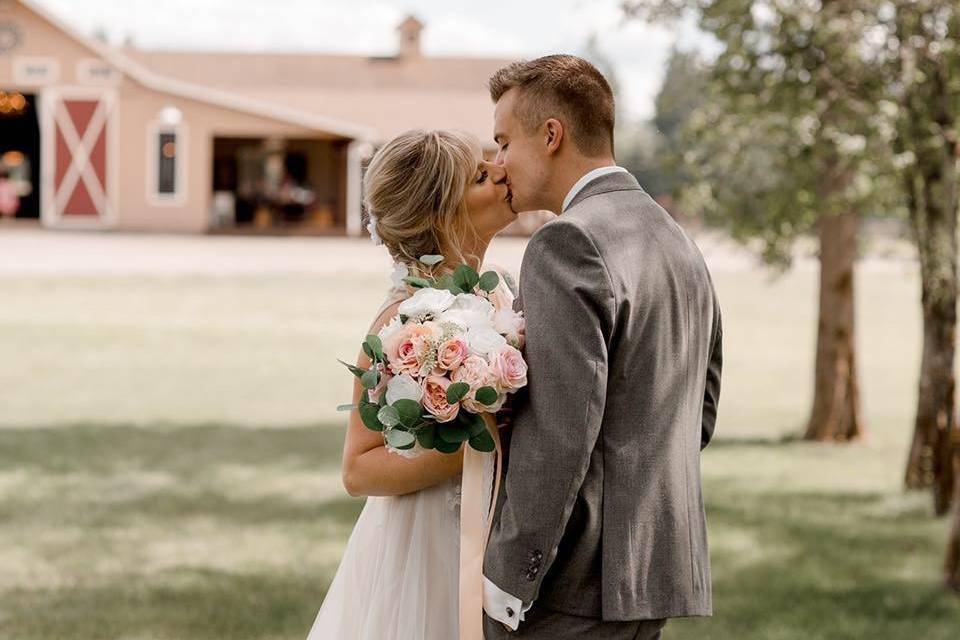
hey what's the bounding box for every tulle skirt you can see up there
[306,476,463,640]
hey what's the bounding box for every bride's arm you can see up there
[340,302,464,497]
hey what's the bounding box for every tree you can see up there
[878,0,960,589]
[625,0,899,443]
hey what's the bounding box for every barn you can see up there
[0,1,516,235]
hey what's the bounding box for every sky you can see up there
[35,0,706,120]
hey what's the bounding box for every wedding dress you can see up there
[306,285,497,640]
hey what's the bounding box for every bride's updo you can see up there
[363,129,481,275]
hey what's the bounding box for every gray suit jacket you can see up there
[484,171,722,621]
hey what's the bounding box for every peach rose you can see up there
[436,337,468,372]
[422,375,460,423]
[386,322,440,377]
[491,345,527,392]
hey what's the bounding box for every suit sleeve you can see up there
[483,219,615,604]
[700,291,722,450]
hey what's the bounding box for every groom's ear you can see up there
[544,118,563,156]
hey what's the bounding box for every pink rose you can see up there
[436,337,468,372]
[422,375,460,423]
[491,345,527,392]
[452,355,501,413]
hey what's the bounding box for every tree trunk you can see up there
[804,211,864,442]
[947,445,960,593]
[902,123,958,515]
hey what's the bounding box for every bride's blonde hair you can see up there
[363,129,483,277]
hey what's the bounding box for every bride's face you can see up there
[463,160,516,241]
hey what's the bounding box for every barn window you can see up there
[149,107,186,205]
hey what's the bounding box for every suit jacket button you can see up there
[506,607,515,618]
[533,550,543,560]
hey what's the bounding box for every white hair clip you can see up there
[366,214,383,246]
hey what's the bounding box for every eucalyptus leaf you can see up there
[337,359,366,379]
[416,424,437,449]
[475,386,499,406]
[469,429,496,452]
[365,334,384,361]
[419,254,444,266]
[360,368,380,390]
[446,382,471,404]
[453,264,480,292]
[439,421,471,444]
[378,405,401,428]
[434,438,462,454]
[479,271,500,293]
[336,403,357,412]
[403,276,432,289]
[393,399,424,428]
[385,428,416,449]
[462,411,488,437]
[358,401,384,432]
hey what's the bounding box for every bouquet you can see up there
[338,255,527,455]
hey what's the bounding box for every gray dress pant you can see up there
[483,607,667,640]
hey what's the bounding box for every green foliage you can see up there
[445,382,470,404]
[479,271,500,294]
[475,386,499,407]
[625,0,905,266]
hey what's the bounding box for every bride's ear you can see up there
[544,118,563,155]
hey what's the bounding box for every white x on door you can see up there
[42,89,117,228]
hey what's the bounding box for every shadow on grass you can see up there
[0,422,346,474]
[0,567,329,640]
[667,483,960,640]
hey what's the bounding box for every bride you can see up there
[306,129,519,640]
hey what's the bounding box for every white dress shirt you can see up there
[560,165,629,213]
[481,165,630,631]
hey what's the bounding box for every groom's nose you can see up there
[484,162,508,185]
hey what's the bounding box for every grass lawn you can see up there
[1,232,958,638]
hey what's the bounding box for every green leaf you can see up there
[453,264,480,292]
[338,359,366,379]
[446,382,471,404]
[416,424,437,449]
[358,400,384,432]
[479,271,500,293]
[469,429,496,452]
[361,368,380,390]
[434,438,462,454]
[362,342,375,359]
[399,314,409,323]
[378,405,401,428]
[439,420,471,444]
[461,411,489,437]
[385,428,416,449]
[393,399,424,428]
[435,275,464,295]
[403,276,433,289]
[420,254,444,266]
[336,403,357,412]
[475,386,499,406]
[365,335,384,361]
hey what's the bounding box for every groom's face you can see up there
[493,88,548,213]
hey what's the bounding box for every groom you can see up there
[481,55,723,639]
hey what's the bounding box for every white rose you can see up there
[377,314,404,346]
[440,293,495,332]
[492,309,525,348]
[398,287,456,319]
[386,373,424,405]
[466,325,508,358]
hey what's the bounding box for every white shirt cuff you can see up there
[483,576,532,631]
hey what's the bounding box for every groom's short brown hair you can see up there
[488,55,615,157]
